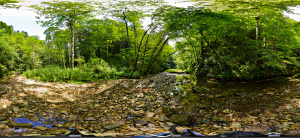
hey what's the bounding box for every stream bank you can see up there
[0,72,299,136]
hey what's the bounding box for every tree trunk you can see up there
[255,16,259,42]
[70,21,75,69]
[134,26,153,72]
[133,23,137,63]
[32,44,35,69]
[64,42,69,68]
[144,37,170,75]
[123,10,132,72]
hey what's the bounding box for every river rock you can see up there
[212,116,226,122]
[134,119,148,126]
[104,123,118,130]
[292,115,300,122]
[232,122,242,128]
[30,116,40,122]
[94,132,123,137]
[148,123,156,129]
[16,102,28,108]
[60,110,68,114]
[22,134,42,137]
[0,124,9,129]
[286,105,293,110]
[129,127,139,132]
[63,122,75,129]
[145,111,155,118]
[170,114,193,125]
[166,122,176,127]
[84,117,96,121]
[162,106,176,117]
[14,123,33,127]
[12,106,19,113]
[0,115,7,121]
[66,115,77,121]
[35,126,48,131]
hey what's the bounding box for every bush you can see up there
[22,65,93,82]
[22,58,131,82]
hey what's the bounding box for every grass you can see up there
[22,58,142,83]
[165,69,186,73]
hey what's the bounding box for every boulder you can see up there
[170,114,193,126]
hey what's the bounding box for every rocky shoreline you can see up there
[0,73,299,136]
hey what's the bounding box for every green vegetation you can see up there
[22,58,130,82]
[1,0,300,82]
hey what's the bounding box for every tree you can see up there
[0,0,19,8]
[31,0,96,68]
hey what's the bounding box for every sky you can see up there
[0,0,300,41]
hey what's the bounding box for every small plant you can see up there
[88,102,93,109]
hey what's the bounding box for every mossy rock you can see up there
[170,114,193,126]
[162,106,177,118]
[212,116,226,122]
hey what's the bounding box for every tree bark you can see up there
[255,16,259,42]
[70,21,75,69]
[144,37,170,75]
[123,10,132,72]
[134,26,153,72]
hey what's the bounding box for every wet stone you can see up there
[14,123,33,128]
[35,126,48,131]
[30,116,40,122]
[63,122,75,129]
[134,119,148,126]
[84,117,96,121]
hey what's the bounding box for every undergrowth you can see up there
[22,58,135,82]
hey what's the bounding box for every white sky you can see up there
[0,0,299,41]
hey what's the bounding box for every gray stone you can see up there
[286,105,293,110]
[148,123,156,129]
[145,112,155,118]
[104,123,119,130]
[166,122,176,127]
[84,117,96,121]
[12,106,19,113]
[134,119,148,126]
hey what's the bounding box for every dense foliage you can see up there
[1,0,300,81]
[168,1,300,80]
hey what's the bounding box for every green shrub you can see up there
[22,58,130,82]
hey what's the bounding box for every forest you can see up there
[1,0,300,81]
[1,0,300,137]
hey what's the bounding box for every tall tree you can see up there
[31,0,95,68]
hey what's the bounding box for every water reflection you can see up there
[170,75,300,126]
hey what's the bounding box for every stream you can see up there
[0,72,299,136]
